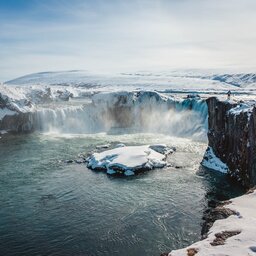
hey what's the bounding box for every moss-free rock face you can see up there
[0,112,35,133]
[207,97,256,188]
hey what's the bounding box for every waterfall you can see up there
[35,105,101,134]
[34,91,208,141]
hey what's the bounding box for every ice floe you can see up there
[87,144,172,175]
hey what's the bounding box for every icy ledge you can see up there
[87,144,173,176]
[201,147,229,174]
[168,190,256,256]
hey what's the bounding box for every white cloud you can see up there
[0,0,256,81]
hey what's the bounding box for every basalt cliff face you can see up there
[206,97,256,188]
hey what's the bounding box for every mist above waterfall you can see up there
[35,91,208,142]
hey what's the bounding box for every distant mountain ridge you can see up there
[208,73,256,87]
[4,70,256,89]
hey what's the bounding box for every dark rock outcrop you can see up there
[201,202,235,238]
[210,230,241,246]
[0,112,35,133]
[206,97,256,188]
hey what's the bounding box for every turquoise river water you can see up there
[0,132,244,256]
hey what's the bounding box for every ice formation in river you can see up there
[87,144,172,175]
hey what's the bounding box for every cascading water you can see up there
[34,91,208,141]
[35,105,99,134]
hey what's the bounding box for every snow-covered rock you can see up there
[209,73,256,88]
[87,144,172,175]
[168,190,256,256]
[0,83,80,133]
[0,85,33,117]
[228,101,255,116]
[149,144,175,155]
[201,147,229,174]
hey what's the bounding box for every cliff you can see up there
[0,112,35,133]
[206,97,256,188]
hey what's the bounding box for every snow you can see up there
[208,73,256,88]
[228,102,255,116]
[5,70,256,92]
[2,72,256,120]
[0,84,34,115]
[1,71,254,144]
[0,83,78,123]
[201,147,229,174]
[168,190,256,256]
[149,144,175,154]
[6,70,255,97]
[1,70,255,139]
[87,145,171,175]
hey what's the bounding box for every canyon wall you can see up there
[207,97,256,188]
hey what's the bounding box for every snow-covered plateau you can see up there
[1,70,255,137]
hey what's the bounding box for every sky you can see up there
[0,0,256,81]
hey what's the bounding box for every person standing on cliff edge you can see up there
[227,90,231,100]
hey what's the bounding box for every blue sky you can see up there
[0,0,256,81]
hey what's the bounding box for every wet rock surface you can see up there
[0,112,35,133]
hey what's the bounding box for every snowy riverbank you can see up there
[168,190,256,256]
